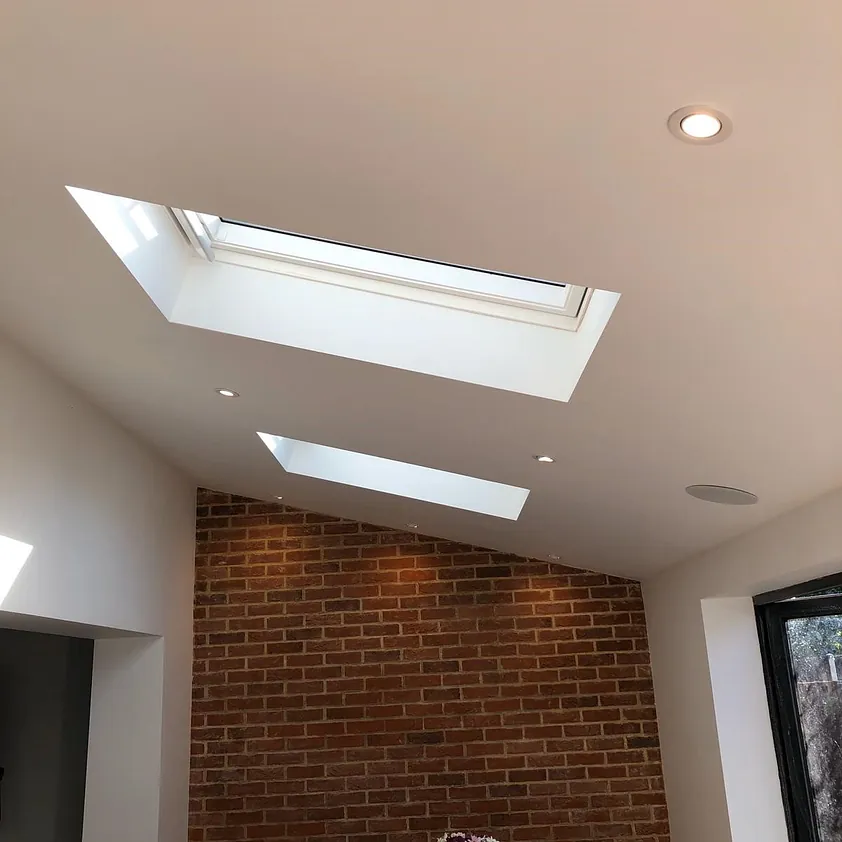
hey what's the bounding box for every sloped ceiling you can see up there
[1,0,841,578]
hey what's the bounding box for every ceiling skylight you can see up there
[257,432,530,520]
[171,209,589,330]
[68,186,620,402]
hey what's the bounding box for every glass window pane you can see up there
[786,614,842,842]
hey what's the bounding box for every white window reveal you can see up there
[257,432,529,520]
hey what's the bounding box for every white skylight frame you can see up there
[170,209,590,330]
[257,432,530,520]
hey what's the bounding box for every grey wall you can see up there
[0,629,93,842]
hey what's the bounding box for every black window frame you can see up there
[756,572,842,842]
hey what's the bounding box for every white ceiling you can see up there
[2,0,842,579]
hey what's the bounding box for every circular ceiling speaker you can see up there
[685,485,758,505]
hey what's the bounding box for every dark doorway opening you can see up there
[0,629,94,842]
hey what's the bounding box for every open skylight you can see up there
[68,186,620,402]
[171,209,589,330]
[257,432,530,520]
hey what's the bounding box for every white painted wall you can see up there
[644,488,842,842]
[0,335,196,842]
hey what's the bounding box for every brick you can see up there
[189,489,669,842]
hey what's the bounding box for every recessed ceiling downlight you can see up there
[668,106,732,145]
[686,485,757,505]
[215,388,239,398]
[680,113,721,138]
[534,455,555,464]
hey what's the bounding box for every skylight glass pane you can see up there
[215,220,577,313]
[258,432,530,520]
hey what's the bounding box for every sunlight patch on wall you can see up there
[0,534,34,604]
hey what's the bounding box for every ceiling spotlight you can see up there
[668,106,732,145]
[406,522,418,530]
[680,113,721,138]
[215,388,239,398]
[548,553,560,561]
[685,485,758,506]
[534,455,555,464]
[275,496,284,500]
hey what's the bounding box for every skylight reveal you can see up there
[257,432,530,520]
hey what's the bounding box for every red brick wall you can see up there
[191,490,669,842]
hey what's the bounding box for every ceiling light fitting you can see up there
[406,523,418,530]
[668,106,732,145]
[275,496,284,500]
[685,484,757,506]
[548,553,560,561]
[534,455,555,464]
[215,388,239,398]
